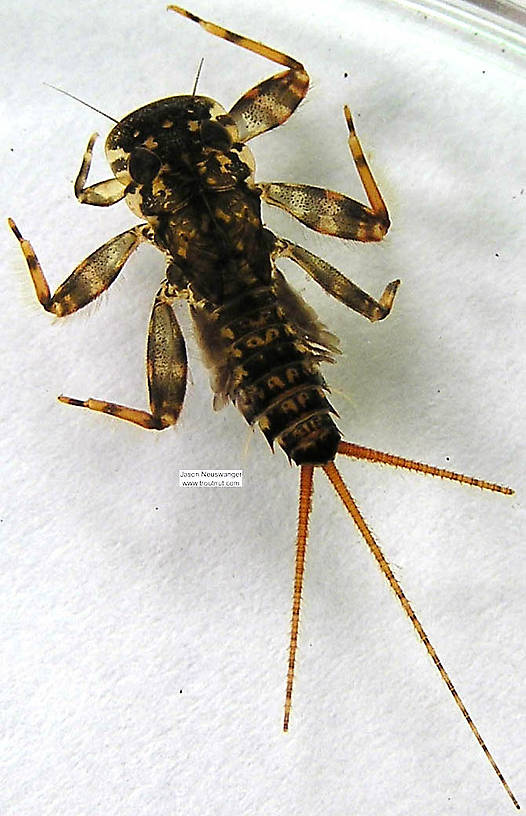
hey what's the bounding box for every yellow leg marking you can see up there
[8,218,51,308]
[323,460,519,810]
[378,279,400,314]
[344,105,389,229]
[168,5,304,70]
[74,133,126,206]
[74,132,98,199]
[338,441,513,495]
[58,395,165,430]
[284,464,314,732]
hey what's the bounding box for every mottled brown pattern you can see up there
[8,9,516,806]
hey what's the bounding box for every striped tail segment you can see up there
[282,444,517,809]
[217,286,341,465]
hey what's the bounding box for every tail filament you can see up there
[283,444,517,809]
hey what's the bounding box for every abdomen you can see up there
[194,283,341,466]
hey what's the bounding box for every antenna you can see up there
[43,83,118,123]
[192,57,205,96]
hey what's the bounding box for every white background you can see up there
[1,1,525,814]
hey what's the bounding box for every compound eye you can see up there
[128,147,162,184]
[199,119,233,151]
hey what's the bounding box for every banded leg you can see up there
[260,106,389,240]
[74,132,127,206]
[8,219,147,317]
[168,5,309,141]
[272,234,399,322]
[60,283,188,430]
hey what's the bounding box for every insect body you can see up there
[8,5,518,808]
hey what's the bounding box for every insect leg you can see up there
[168,5,309,141]
[259,106,389,240]
[8,219,147,316]
[322,461,518,809]
[271,234,399,322]
[59,283,188,430]
[75,133,127,206]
